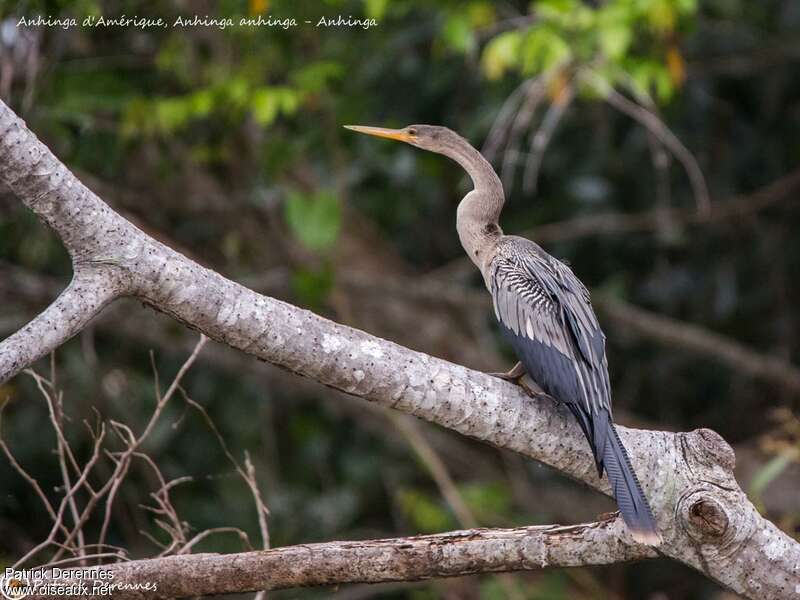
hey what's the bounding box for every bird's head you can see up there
[344,124,456,155]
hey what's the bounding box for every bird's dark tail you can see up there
[598,416,662,546]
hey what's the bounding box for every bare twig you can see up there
[389,413,525,600]
[244,451,271,550]
[95,336,207,553]
[500,76,548,190]
[179,527,254,555]
[595,295,800,393]
[1,98,798,599]
[522,83,574,194]
[482,78,535,162]
[26,370,87,559]
[389,413,477,528]
[179,390,271,552]
[12,422,106,568]
[596,79,711,215]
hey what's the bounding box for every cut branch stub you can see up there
[684,493,729,540]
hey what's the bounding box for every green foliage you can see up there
[122,81,302,138]
[482,31,523,80]
[364,0,389,20]
[291,266,334,309]
[2,1,798,597]
[460,481,512,523]
[479,0,698,103]
[284,190,342,252]
[397,488,455,532]
[290,61,345,94]
[439,2,495,55]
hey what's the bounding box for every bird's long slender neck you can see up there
[442,137,505,271]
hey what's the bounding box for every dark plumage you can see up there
[346,123,661,545]
[489,236,659,543]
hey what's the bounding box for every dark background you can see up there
[0,1,798,598]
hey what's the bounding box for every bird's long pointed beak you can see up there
[344,125,414,143]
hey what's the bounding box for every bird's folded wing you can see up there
[488,247,612,417]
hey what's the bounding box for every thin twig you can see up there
[179,528,254,555]
[28,370,87,560]
[522,83,574,194]
[483,78,535,162]
[179,390,271,552]
[12,422,106,567]
[501,76,548,190]
[95,335,207,553]
[592,76,711,215]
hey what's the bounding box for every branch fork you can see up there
[0,99,797,599]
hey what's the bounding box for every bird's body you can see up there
[346,123,661,545]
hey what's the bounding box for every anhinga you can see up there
[346,124,661,545]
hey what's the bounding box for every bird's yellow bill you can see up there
[344,125,414,143]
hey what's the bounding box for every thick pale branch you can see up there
[29,521,654,599]
[341,271,800,394]
[1,99,798,599]
[0,268,119,380]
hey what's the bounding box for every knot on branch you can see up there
[688,498,728,537]
[682,428,736,471]
[679,491,730,543]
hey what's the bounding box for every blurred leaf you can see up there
[364,0,389,20]
[598,24,632,60]
[466,2,496,28]
[284,190,342,252]
[441,14,476,54]
[155,34,194,86]
[461,482,511,522]
[624,57,674,102]
[750,451,797,501]
[291,61,344,94]
[644,0,677,33]
[251,87,301,125]
[666,44,686,87]
[291,267,334,309]
[249,0,269,15]
[251,89,281,126]
[481,0,698,104]
[520,26,571,74]
[397,489,454,533]
[481,31,521,80]
[154,97,192,132]
[536,0,580,17]
[190,89,214,117]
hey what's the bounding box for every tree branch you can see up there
[595,296,800,393]
[1,99,798,599]
[0,268,118,380]
[342,271,800,395]
[30,521,653,599]
[530,167,800,245]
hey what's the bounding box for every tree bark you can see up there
[28,521,654,599]
[0,99,797,599]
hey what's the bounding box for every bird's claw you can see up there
[487,361,526,381]
[488,362,544,399]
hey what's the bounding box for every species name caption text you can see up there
[15,14,379,31]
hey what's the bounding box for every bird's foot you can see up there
[488,362,544,399]
[487,361,526,381]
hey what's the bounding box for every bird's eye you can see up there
[407,128,417,136]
